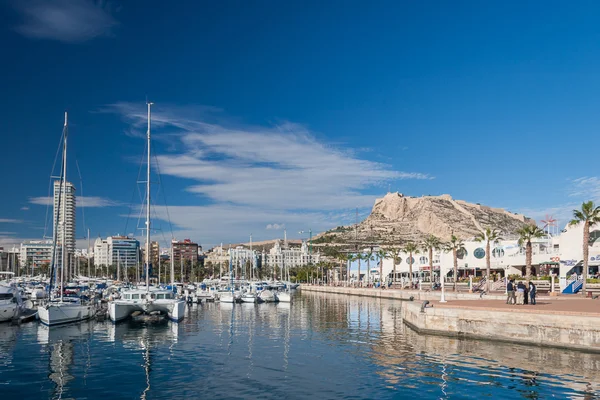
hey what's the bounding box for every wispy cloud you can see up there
[11,0,118,43]
[266,223,285,230]
[569,177,600,201]
[29,196,122,207]
[106,102,432,245]
[20,206,30,211]
[0,219,22,224]
[515,176,600,229]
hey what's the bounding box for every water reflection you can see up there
[302,291,600,398]
[0,292,599,399]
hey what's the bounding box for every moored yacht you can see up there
[107,103,185,323]
[108,287,185,322]
[37,113,97,327]
[241,292,257,303]
[0,281,24,322]
[277,291,291,303]
[258,290,277,303]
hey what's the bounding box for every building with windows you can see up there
[93,236,140,269]
[262,240,320,269]
[53,180,76,268]
[171,239,199,265]
[343,220,600,287]
[142,241,160,267]
[1,246,21,272]
[19,240,54,269]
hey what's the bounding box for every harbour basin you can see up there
[1,291,599,399]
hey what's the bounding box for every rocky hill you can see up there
[315,192,533,245]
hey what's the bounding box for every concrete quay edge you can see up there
[301,285,600,353]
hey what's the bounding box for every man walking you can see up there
[529,281,537,305]
[506,279,516,304]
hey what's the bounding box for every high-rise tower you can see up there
[53,180,76,268]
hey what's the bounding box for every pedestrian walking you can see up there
[506,279,516,304]
[516,281,526,305]
[529,281,537,305]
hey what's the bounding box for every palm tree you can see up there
[336,253,349,285]
[354,252,363,286]
[423,235,440,284]
[569,201,600,296]
[444,235,465,292]
[376,248,388,288]
[403,242,419,289]
[516,224,545,280]
[365,249,375,286]
[475,228,502,291]
[387,247,401,287]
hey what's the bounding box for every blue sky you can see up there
[1,0,599,249]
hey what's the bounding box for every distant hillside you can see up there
[314,192,533,245]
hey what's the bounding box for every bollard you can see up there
[440,278,447,303]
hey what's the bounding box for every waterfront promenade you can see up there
[302,285,600,352]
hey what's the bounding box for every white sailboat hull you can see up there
[241,295,257,303]
[37,302,95,326]
[277,292,291,303]
[220,294,235,303]
[258,290,277,303]
[109,299,186,323]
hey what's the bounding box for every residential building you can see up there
[142,241,160,266]
[171,239,199,265]
[53,180,76,268]
[93,236,140,269]
[262,240,320,269]
[19,240,53,269]
[1,246,21,272]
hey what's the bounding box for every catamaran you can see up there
[108,103,185,322]
[38,113,96,326]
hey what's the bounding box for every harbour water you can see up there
[1,291,599,399]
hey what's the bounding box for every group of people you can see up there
[506,279,537,305]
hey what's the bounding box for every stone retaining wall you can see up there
[401,301,600,353]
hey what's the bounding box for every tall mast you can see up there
[145,102,153,291]
[60,112,68,302]
[87,228,90,278]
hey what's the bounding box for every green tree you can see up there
[387,247,402,286]
[336,253,349,284]
[516,224,545,280]
[403,242,419,289]
[475,228,502,291]
[444,235,465,292]
[423,235,440,284]
[352,252,364,286]
[376,248,388,288]
[569,201,600,296]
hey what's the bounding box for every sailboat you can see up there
[108,103,185,323]
[219,254,237,303]
[277,256,291,303]
[38,113,96,326]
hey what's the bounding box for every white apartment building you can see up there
[53,180,76,267]
[228,246,258,269]
[19,240,54,269]
[262,240,320,268]
[93,236,140,268]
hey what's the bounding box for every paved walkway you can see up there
[430,298,600,316]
